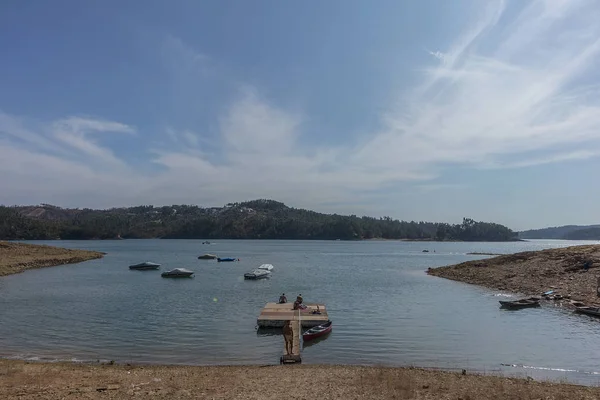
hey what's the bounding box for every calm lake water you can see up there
[1,239,600,384]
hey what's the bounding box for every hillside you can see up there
[0,200,517,241]
[563,227,600,240]
[519,225,600,240]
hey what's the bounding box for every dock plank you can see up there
[257,302,328,328]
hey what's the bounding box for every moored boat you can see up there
[575,306,600,318]
[217,257,237,262]
[244,269,271,280]
[198,254,217,260]
[302,320,332,341]
[499,299,540,309]
[129,262,161,270]
[161,268,194,278]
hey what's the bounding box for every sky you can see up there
[1,0,600,231]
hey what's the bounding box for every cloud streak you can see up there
[2,0,600,215]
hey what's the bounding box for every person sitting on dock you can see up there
[283,320,293,355]
[279,293,287,304]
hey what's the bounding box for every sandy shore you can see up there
[1,360,599,400]
[428,244,600,306]
[0,241,104,277]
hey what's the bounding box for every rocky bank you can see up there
[428,245,600,306]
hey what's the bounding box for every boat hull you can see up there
[302,321,333,341]
[198,254,217,260]
[129,265,160,270]
[217,258,236,262]
[244,273,270,280]
[499,300,540,309]
[575,307,600,318]
[161,273,194,278]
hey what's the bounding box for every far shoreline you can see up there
[6,237,528,242]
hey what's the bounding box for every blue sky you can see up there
[2,0,600,231]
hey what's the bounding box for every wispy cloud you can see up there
[2,0,600,213]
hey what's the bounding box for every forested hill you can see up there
[0,200,517,241]
[519,225,600,240]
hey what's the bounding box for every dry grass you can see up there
[0,241,104,277]
[429,244,600,306]
[1,360,599,399]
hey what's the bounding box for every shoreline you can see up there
[2,360,600,399]
[428,244,600,306]
[0,241,104,277]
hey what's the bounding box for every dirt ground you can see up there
[1,360,599,400]
[0,241,104,276]
[428,244,600,306]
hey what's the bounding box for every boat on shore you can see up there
[161,268,194,278]
[217,257,237,262]
[302,320,333,341]
[499,298,540,309]
[198,254,217,260]
[575,306,600,318]
[129,262,161,270]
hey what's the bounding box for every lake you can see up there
[1,239,600,385]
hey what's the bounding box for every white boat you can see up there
[244,269,271,280]
[129,262,161,270]
[258,263,274,271]
[161,268,194,278]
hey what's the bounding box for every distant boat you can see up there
[244,269,271,280]
[422,250,429,253]
[202,241,211,244]
[499,299,540,309]
[161,268,194,278]
[198,254,217,260]
[129,262,161,270]
[302,321,333,341]
[575,306,600,318]
[257,263,274,271]
[217,257,237,262]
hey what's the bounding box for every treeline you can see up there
[0,199,517,241]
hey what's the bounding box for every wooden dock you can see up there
[257,302,328,328]
[257,302,328,364]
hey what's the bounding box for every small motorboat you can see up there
[217,257,237,262]
[161,268,194,278]
[244,269,271,280]
[257,263,274,271]
[198,254,217,260]
[575,306,600,318]
[499,298,540,309]
[202,241,211,244]
[129,262,161,270]
[302,321,333,341]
